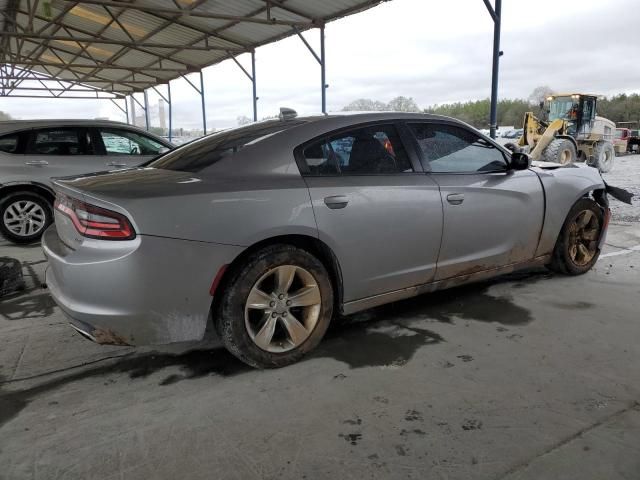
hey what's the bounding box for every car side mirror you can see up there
[510,152,531,170]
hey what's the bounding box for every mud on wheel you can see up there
[548,198,605,275]
[214,244,334,368]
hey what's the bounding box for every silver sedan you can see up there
[43,112,611,368]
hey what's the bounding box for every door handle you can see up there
[324,195,349,209]
[107,161,127,168]
[446,193,465,205]
[25,160,49,166]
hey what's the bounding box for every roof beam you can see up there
[57,0,314,27]
[260,0,316,21]
[6,59,190,73]
[2,32,246,52]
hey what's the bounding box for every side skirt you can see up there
[341,255,551,316]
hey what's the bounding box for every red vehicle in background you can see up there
[614,128,631,155]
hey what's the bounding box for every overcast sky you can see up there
[1,0,638,130]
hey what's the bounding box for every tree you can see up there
[528,86,554,105]
[237,115,252,126]
[342,98,388,111]
[0,111,12,121]
[387,96,420,113]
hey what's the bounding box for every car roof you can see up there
[0,119,172,144]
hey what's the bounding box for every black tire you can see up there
[547,198,604,275]
[593,141,615,173]
[214,244,334,368]
[0,191,53,244]
[542,138,577,165]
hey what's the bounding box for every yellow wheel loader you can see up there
[510,94,616,172]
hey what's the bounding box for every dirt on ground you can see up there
[602,154,640,222]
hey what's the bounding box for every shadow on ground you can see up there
[0,268,550,428]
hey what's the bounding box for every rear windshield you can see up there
[148,120,305,173]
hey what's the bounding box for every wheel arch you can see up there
[211,234,344,315]
[0,182,55,204]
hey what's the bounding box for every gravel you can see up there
[602,154,640,223]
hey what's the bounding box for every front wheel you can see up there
[542,138,577,165]
[0,192,53,244]
[593,142,615,173]
[547,198,604,275]
[215,244,334,368]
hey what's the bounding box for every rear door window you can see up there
[27,128,88,155]
[300,124,413,175]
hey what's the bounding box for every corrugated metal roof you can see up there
[0,0,386,98]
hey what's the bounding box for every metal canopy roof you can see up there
[0,0,384,98]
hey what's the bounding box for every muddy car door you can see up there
[298,122,443,303]
[407,121,545,280]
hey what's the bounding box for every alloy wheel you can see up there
[3,200,47,237]
[244,265,321,353]
[567,209,600,266]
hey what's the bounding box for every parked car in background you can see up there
[0,120,173,243]
[43,112,611,369]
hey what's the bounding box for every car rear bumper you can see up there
[42,225,243,345]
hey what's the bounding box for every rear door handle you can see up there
[446,193,465,205]
[107,161,127,168]
[324,195,349,209]
[25,160,49,166]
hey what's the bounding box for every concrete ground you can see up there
[1,162,639,479]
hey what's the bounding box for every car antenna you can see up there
[279,107,297,120]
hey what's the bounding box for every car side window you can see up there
[301,124,413,175]
[27,128,87,155]
[99,129,165,156]
[0,133,20,154]
[408,123,507,173]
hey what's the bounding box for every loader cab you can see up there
[547,94,597,137]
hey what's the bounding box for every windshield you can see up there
[148,120,305,173]
[548,96,578,121]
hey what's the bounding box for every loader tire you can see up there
[542,139,576,165]
[593,141,615,173]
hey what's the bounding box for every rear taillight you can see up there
[54,195,135,240]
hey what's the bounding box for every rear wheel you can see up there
[542,138,577,165]
[0,192,53,244]
[547,198,604,275]
[593,141,615,173]
[215,244,334,368]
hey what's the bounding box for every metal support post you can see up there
[181,72,207,134]
[168,82,172,141]
[294,25,327,114]
[143,89,150,131]
[200,71,206,135]
[484,0,502,139]
[125,96,129,124]
[251,51,258,121]
[230,51,258,122]
[320,25,326,114]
